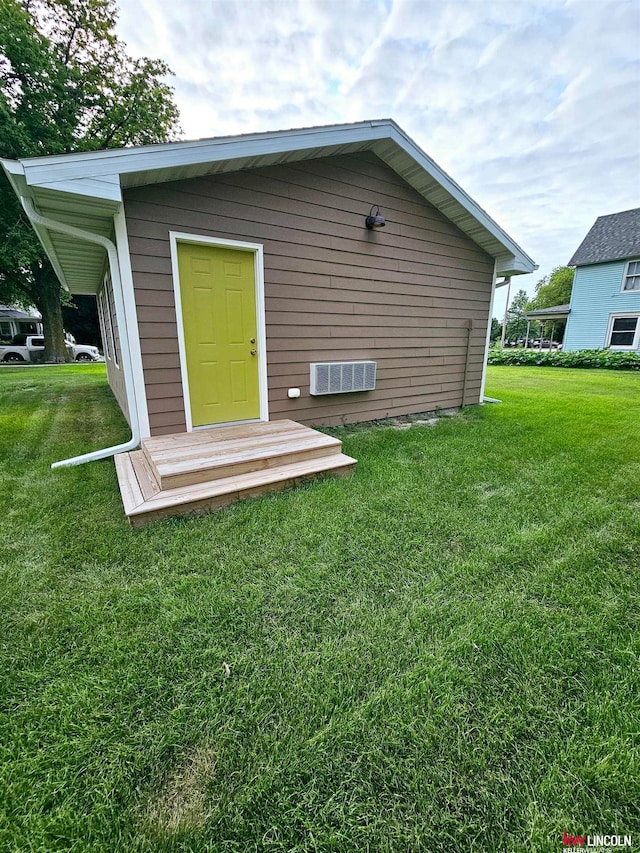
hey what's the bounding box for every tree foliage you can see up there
[525,266,575,345]
[490,317,502,343]
[0,0,181,360]
[62,295,101,347]
[529,266,574,310]
[504,288,533,342]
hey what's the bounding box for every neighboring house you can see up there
[0,306,42,342]
[564,208,640,352]
[1,120,535,440]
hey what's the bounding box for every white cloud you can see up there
[116,0,640,317]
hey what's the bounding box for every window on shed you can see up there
[97,289,112,360]
[608,316,639,349]
[623,260,640,291]
[103,279,119,367]
[97,272,119,366]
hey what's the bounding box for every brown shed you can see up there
[3,120,536,523]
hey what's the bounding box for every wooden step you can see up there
[129,450,160,500]
[143,418,303,451]
[141,419,342,490]
[115,420,357,527]
[115,451,357,527]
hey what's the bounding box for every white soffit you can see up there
[2,119,536,292]
[1,163,118,294]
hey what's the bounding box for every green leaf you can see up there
[0,0,181,360]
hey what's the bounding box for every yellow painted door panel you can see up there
[177,243,259,427]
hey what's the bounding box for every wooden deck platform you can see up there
[114,419,357,526]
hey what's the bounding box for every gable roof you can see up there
[2,119,536,294]
[569,208,640,267]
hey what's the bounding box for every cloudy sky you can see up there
[116,0,639,319]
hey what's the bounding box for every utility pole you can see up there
[500,277,512,348]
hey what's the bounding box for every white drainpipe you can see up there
[21,197,141,468]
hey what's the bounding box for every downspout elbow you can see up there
[20,196,141,468]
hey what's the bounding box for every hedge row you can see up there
[488,348,640,370]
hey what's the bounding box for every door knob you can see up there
[250,337,256,344]
[250,349,257,356]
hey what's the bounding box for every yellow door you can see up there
[177,242,260,427]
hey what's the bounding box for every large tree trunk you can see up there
[33,263,70,363]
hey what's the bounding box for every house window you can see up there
[623,259,640,291]
[607,315,640,350]
[98,289,112,361]
[98,273,119,367]
[103,280,119,367]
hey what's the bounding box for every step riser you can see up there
[156,443,342,490]
[144,418,303,450]
[140,424,325,471]
[128,463,356,528]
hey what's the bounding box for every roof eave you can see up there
[3,119,537,288]
[568,254,636,267]
[13,120,393,185]
[2,159,122,295]
[495,254,538,276]
[376,126,536,274]
[1,162,73,291]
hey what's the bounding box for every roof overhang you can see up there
[2,119,537,295]
[0,304,41,319]
[2,161,120,294]
[526,304,571,321]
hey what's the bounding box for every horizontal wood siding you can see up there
[124,153,494,434]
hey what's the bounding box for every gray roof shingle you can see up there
[568,208,640,266]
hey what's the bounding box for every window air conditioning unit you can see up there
[310,361,377,395]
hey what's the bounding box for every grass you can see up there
[0,364,639,852]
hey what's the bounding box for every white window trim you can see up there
[98,277,119,366]
[169,232,269,433]
[97,289,111,361]
[621,258,640,293]
[103,274,119,368]
[605,311,640,351]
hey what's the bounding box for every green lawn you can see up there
[1,365,638,852]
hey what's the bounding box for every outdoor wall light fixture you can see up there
[365,205,386,229]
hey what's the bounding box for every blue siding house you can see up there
[564,208,640,352]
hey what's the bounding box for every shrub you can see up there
[487,348,640,370]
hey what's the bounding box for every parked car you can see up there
[527,339,562,350]
[0,334,102,363]
[64,333,103,361]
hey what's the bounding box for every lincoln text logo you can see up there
[563,832,632,849]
